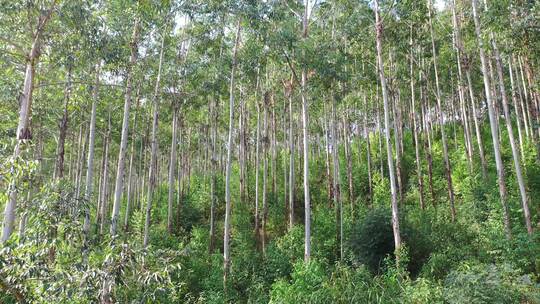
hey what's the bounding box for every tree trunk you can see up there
[255,99,261,248]
[509,56,527,162]
[302,0,311,263]
[428,0,456,221]
[410,36,425,210]
[223,19,241,288]
[83,65,99,247]
[1,6,56,240]
[363,94,373,205]
[288,78,295,229]
[262,92,269,254]
[374,0,402,258]
[209,98,218,253]
[491,38,533,235]
[331,92,343,260]
[168,105,179,233]
[344,110,354,211]
[471,0,511,238]
[53,68,72,180]
[143,31,166,248]
[99,114,111,236]
[111,20,140,237]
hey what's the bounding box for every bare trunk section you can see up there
[302,0,311,263]
[110,20,140,237]
[99,114,111,236]
[428,0,456,221]
[410,35,425,210]
[491,39,533,235]
[255,98,261,248]
[471,0,511,238]
[288,77,295,229]
[167,105,179,233]
[83,66,100,255]
[374,0,402,258]
[209,97,218,253]
[330,92,343,261]
[262,92,269,254]
[143,31,166,248]
[223,20,241,288]
[363,94,373,205]
[344,110,354,212]
[54,67,72,180]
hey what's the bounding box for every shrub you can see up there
[443,262,540,304]
[349,208,432,275]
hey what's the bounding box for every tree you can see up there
[110,18,140,237]
[2,1,58,243]
[373,0,401,258]
[223,18,241,288]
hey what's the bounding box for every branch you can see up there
[36,81,123,89]
[0,36,27,56]
[282,0,301,19]
[282,50,301,87]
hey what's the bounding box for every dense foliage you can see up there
[1,0,540,303]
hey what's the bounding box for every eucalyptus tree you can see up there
[223,17,242,288]
[301,0,311,263]
[427,0,456,221]
[110,17,140,237]
[373,0,401,256]
[471,0,511,238]
[486,0,533,235]
[144,27,167,248]
[1,0,59,243]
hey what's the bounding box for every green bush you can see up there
[443,262,540,304]
[349,208,432,275]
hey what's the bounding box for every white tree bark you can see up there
[2,4,57,242]
[472,0,511,238]
[223,19,241,286]
[374,0,402,255]
[143,30,166,248]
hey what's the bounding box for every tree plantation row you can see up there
[1,0,539,303]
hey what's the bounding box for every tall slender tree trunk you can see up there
[2,4,58,242]
[143,31,166,248]
[509,56,527,161]
[330,92,343,260]
[301,0,311,263]
[410,36,425,210]
[392,87,404,205]
[451,1,474,173]
[83,69,101,250]
[99,114,111,236]
[262,93,269,254]
[344,110,354,211]
[471,0,511,238]
[209,97,218,253]
[491,38,533,235]
[255,99,261,248]
[428,0,456,221]
[420,66,436,204]
[223,19,241,288]
[377,99,384,177]
[167,105,179,233]
[363,94,373,205]
[124,88,141,231]
[374,0,401,258]
[75,123,87,200]
[110,21,140,237]
[466,69,487,178]
[54,67,72,180]
[288,78,295,229]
